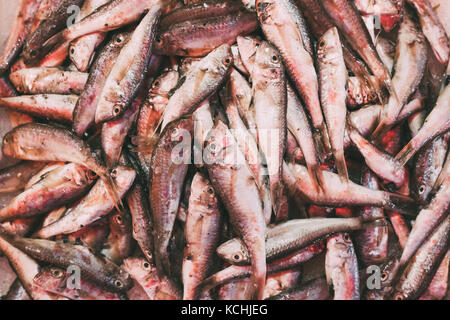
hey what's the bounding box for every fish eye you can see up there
[318,40,326,48]
[29,50,37,58]
[223,56,232,66]
[115,214,123,225]
[153,79,160,88]
[271,55,278,62]
[418,185,425,194]
[114,280,123,288]
[156,37,163,45]
[111,168,118,178]
[233,254,241,261]
[143,262,151,270]
[116,36,123,44]
[255,41,260,48]
[381,272,389,282]
[70,48,75,55]
[4,136,10,143]
[51,269,63,278]
[343,234,352,243]
[209,143,217,151]
[394,293,404,300]
[207,188,214,195]
[87,170,98,180]
[171,128,179,138]
[113,105,122,116]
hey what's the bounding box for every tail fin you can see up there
[334,149,349,183]
[383,192,417,216]
[394,140,416,166]
[102,174,123,212]
[313,127,329,162]
[306,163,325,192]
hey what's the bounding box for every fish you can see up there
[286,84,324,191]
[127,183,154,263]
[252,41,289,221]
[39,0,155,60]
[160,44,232,131]
[2,123,123,208]
[0,0,41,75]
[9,67,88,95]
[393,216,449,300]
[348,125,408,189]
[268,277,330,300]
[150,117,194,275]
[283,162,417,215]
[0,163,95,222]
[68,0,110,72]
[199,242,324,291]
[221,76,272,224]
[95,5,162,123]
[256,0,331,158]
[154,10,258,57]
[412,133,448,205]
[122,257,182,300]
[136,69,179,177]
[320,0,394,97]
[33,267,121,300]
[33,165,135,238]
[397,165,449,271]
[204,120,267,299]
[317,27,349,182]
[160,0,243,29]
[22,0,85,64]
[406,0,449,65]
[182,172,222,300]
[395,84,450,166]
[0,94,78,123]
[216,217,362,265]
[0,161,46,193]
[73,31,131,136]
[354,168,388,265]
[101,91,142,168]
[2,235,133,292]
[101,209,134,265]
[371,10,428,141]
[0,232,61,300]
[325,233,360,300]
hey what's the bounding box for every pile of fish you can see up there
[0,0,448,300]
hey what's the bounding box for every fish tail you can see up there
[272,183,289,222]
[306,163,325,192]
[249,257,266,300]
[334,149,349,183]
[384,192,417,217]
[101,174,123,212]
[394,141,416,167]
[312,128,328,162]
[370,118,389,143]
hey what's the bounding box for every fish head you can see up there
[216,238,250,265]
[149,69,180,97]
[317,27,341,61]
[2,128,21,158]
[33,267,68,290]
[110,166,136,193]
[203,120,238,166]
[253,41,283,85]
[236,35,261,74]
[123,257,156,280]
[190,172,219,211]
[203,44,233,77]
